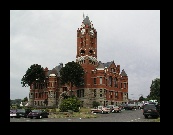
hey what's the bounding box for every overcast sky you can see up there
[10,10,160,100]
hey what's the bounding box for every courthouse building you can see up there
[29,15,128,107]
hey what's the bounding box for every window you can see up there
[114,78,116,87]
[110,91,113,98]
[77,90,80,97]
[94,78,96,84]
[77,89,84,98]
[100,77,102,84]
[115,78,118,87]
[94,89,96,97]
[115,92,118,98]
[109,76,112,86]
[124,83,126,88]
[81,89,84,97]
[104,89,107,98]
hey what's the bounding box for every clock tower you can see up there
[76,16,98,66]
[76,15,98,88]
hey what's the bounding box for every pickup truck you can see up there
[91,106,111,114]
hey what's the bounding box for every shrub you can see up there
[92,101,100,108]
[59,97,81,112]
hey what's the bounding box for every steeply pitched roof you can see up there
[103,61,113,68]
[96,61,115,69]
[121,69,127,76]
[46,63,63,77]
[83,16,91,26]
[54,63,63,76]
[97,62,104,69]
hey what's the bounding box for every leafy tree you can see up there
[92,101,100,108]
[43,98,48,106]
[59,96,81,112]
[148,78,160,102]
[15,99,22,105]
[21,64,45,87]
[60,61,85,96]
[22,97,28,102]
[60,91,70,99]
[138,96,144,102]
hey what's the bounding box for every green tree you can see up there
[59,96,81,112]
[22,97,28,102]
[15,99,22,105]
[21,64,45,87]
[60,61,85,96]
[60,91,69,99]
[148,78,160,102]
[138,96,144,102]
[43,98,48,106]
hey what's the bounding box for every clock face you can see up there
[81,29,85,35]
[91,24,94,29]
[81,23,85,28]
[90,29,94,35]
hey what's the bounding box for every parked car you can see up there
[143,104,159,118]
[123,104,137,110]
[16,109,32,118]
[10,109,17,118]
[140,104,144,109]
[27,109,49,119]
[136,103,144,109]
[119,104,127,109]
[106,105,121,113]
[91,106,111,114]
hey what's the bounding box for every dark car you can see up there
[143,104,159,118]
[16,109,32,118]
[123,104,137,110]
[155,103,160,115]
[27,109,49,119]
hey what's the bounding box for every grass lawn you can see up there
[48,107,98,118]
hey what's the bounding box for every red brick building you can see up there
[29,15,128,107]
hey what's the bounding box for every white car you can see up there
[10,109,17,118]
[106,105,121,113]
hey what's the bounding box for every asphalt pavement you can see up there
[10,109,160,122]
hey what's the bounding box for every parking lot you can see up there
[10,109,159,122]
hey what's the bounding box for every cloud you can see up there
[10,10,160,100]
